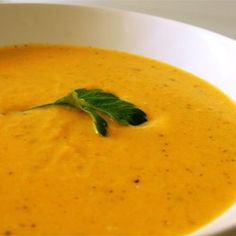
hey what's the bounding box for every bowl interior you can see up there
[0,3,236,235]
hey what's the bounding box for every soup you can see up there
[0,45,236,235]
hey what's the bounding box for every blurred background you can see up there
[0,0,236,39]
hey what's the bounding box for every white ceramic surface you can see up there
[0,3,236,235]
[2,0,236,40]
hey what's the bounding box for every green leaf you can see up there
[26,88,147,136]
[82,107,108,136]
[75,89,147,126]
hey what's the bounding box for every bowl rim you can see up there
[1,1,236,44]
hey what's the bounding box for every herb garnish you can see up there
[26,88,147,136]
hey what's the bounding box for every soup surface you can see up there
[1,45,236,236]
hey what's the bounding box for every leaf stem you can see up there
[23,103,55,112]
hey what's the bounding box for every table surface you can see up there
[2,0,236,40]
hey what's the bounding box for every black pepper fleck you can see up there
[186,104,192,109]
[185,168,192,173]
[131,67,142,72]
[134,179,140,184]
[162,220,170,225]
[222,149,228,153]
[22,205,29,210]
[4,231,12,236]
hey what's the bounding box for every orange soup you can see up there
[1,45,236,235]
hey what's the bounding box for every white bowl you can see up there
[0,3,236,235]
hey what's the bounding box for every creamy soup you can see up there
[1,45,236,236]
